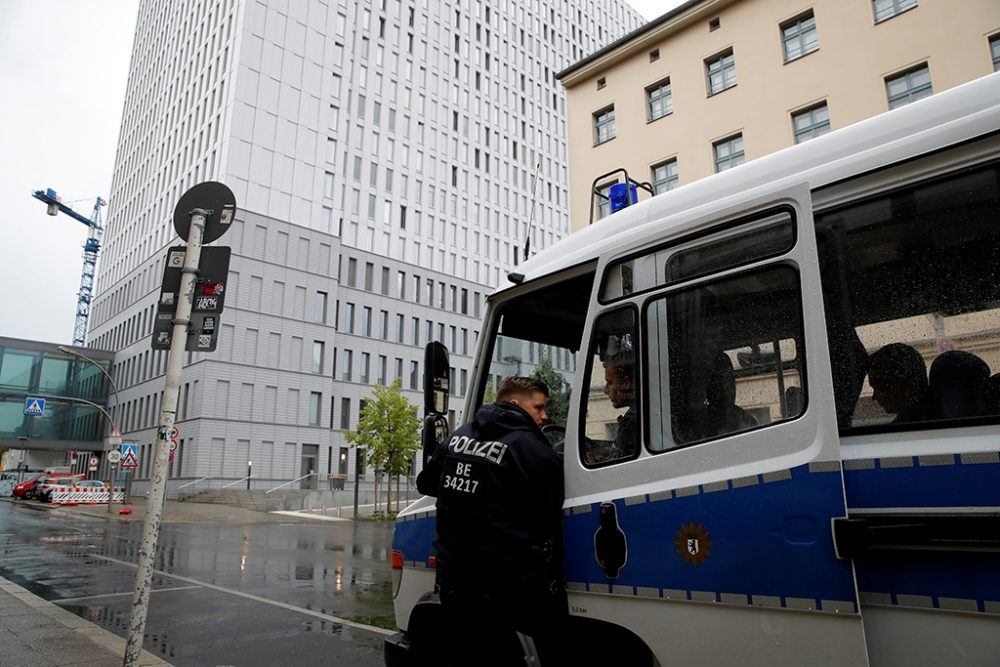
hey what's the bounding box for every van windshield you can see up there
[477,271,594,430]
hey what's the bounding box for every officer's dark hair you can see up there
[496,376,549,402]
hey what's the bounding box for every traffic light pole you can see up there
[123,209,207,667]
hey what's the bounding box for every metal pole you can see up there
[247,461,252,490]
[123,209,206,667]
[353,449,361,518]
[108,463,116,513]
[57,345,121,410]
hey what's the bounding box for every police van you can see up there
[386,73,1000,665]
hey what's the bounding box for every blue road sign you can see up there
[121,443,139,469]
[24,397,45,416]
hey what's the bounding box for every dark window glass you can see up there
[816,161,1000,430]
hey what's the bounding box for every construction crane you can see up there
[31,188,106,346]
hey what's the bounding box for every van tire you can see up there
[563,616,654,667]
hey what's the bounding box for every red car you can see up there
[13,473,79,500]
[12,473,46,499]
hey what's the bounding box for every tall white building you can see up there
[89,0,643,494]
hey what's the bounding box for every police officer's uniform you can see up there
[417,400,564,666]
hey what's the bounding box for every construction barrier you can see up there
[49,486,126,505]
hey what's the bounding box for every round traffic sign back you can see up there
[173,181,237,243]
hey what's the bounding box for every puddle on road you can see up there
[342,580,395,629]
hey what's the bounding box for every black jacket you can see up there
[418,401,563,585]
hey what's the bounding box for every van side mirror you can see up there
[421,342,451,468]
[423,342,450,415]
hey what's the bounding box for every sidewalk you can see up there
[0,575,171,667]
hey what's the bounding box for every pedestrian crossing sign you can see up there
[24,397,45,416]
[121,443,139,469]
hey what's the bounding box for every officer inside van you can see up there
[417,376,566,666]
[592,332,638,463]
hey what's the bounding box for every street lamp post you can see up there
[16,437,27,483]
[57,345,121,417]
[57,345,124,502]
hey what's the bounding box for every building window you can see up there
[361,352,370,384]
[312,341,325,373]
[340,398,351,429]
[646,79,672,122]
[886,64,932,109]
[314,291,328,323]
[596,77,606,90]
[706,49,736,96]
[309,392,321,426]
[713,134,745,172]
[347,258,357,286]
[593,106,615,145]
[362,306,372,336]
[990,34,1000,72]
[708,17,721,31]
[596,183,613,219]
[342,350,352,381]
[345,303,355,333]
[410,360,419,390]
[792,103,831,143]
[873,0,917,23]
[649,49,660,62]
[781,12,818,62]
[652,159,679,194]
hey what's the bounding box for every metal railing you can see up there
[222,475,253,489]
[176,476,213,491]
[266,472,316,493]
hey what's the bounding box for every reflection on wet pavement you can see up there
[0,502,396,666]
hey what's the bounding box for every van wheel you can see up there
[564,617,653,666]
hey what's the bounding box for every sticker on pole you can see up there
[159,425,179,442]
[173,181,237,243]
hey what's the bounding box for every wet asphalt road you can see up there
[0,501,396,666]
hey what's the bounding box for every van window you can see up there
[645,264,806,449]
[478,271,593,433]
[601,209,794,302]
[816,161,1000,430]
[580,308,640,465]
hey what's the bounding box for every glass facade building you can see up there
[0,338,113,451]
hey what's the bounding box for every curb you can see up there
[0,574,173,666]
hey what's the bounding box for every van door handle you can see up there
[833,514,1000,559]
[594,502,628,579]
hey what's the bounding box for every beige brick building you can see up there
[558,0,1000,230]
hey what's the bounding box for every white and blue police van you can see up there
[386,72,1000,666]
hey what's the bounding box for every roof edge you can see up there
[556,0,733,86]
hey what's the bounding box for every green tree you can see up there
[532,354,570,426]
[344,379,421,515]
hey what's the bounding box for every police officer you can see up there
[417,376,565,666]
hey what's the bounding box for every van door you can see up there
[562,184,868,665]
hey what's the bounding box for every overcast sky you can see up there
[0,0,674,346]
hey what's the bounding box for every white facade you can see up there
[89,0,643,492]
